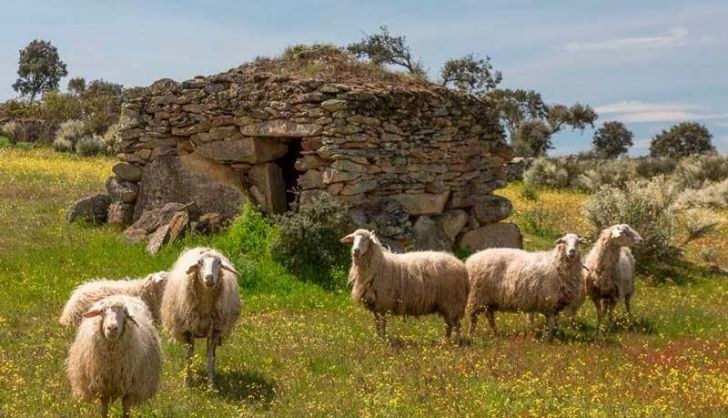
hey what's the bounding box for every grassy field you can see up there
[0,147,726,417]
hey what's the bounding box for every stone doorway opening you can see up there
[275,139,303,210]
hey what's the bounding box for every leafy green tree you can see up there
[511,120,553,157]
[650,122,715,158]
[488,89,598,156]
[12,40,68,104]
[67,77,86,95]
[347,26,425,75]
[592,121,634,158]
[440,54,502,94]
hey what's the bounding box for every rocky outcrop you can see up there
[107,53,519,251]
[67,194,111,224]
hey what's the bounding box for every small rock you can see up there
[67,193,111,224]
[106,176,139,204]
[107,202,134,226]
[112,163,142,182]
[321,99,347,112]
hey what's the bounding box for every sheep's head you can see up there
[83,302,137,342]
[554,233,588,260]
[185,251,239,288]
[145,271,168,291]
[340,229,378,258]
[608,224,644,247]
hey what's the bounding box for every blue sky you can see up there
[1,0,726,155]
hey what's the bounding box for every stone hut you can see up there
[112,47,521,251]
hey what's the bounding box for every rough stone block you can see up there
[457,222,522,252]
[248,163,287,213]
[195,138,288,163]
[393,192,450,216]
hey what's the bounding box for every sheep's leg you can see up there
[185,340,195,387]
[469,311,479,337]
[594,299,603,338]
[101,400,108,418]
[606,301,616,332]
[624,295,633,322]
[374,312,386,338]
[206,332,218,388]
[485,309,497,335]
[546,313,557,342]
[452,317,462,345]
[122,396,131,418]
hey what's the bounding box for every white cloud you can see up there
[559,27,688,53]
[597,100,728,124]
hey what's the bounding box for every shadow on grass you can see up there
[193,369,276,405]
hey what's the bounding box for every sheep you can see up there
[581,224,643,336]
[60,271,168,327]
[466,233,587,341]
[160,247,241,388]
[340,229,469,343]
[66,295,161,418]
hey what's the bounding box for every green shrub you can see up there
[270,194,351,290]
[575,158,637,192]
[74,135,105,156]
[101,116,127,155]
[37,91,82,125]
[634,157,677,178]
[216,202,273,257]
[582,175,681,260]
[523,157,570,188]
[671,154,728,189]
[679,208,724,246]
[51,137,73,152]
[0,121,20,144]
[677,179,728,209]
[54,119,87,149]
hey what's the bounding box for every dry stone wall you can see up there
[113,65,521,251]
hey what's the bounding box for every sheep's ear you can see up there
[340,233,355,244]
[186,264,200,275]
[126,315,139,327]
[554,238,565,245]
[83,309,102,318]
[610,228,623,238]
[578,236,589,244]
[221,264,240,276]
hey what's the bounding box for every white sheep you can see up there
[66,295,161,418]
[340,229,469,343]
[466,233,587,341]
[60,271,168,327]
[160,247,241,388]
[581,224,643,336]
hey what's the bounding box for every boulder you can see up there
[67,193,111,224]
[195,138,288,163]
[106,176,139,204]
[133,154,246,221]
[240,119,322,138]
[435,209,468,243]
[392,192,450,216]
[457,222,523,252]
[124,202,199,238]
[248,163,287,213]
[472,195,513,224]
[107,202,134,226]
[194,212,224,235]
[413,216,451,251]
[112,163,142,182]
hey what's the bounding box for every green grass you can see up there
[1,147,727,417]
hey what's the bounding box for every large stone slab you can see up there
[392,192,450,216]
[248,163,287,213]
[240,119,322,138]
[472,195,513,224]
[112,163,142,182]
[413,216,451,251]
[133,154,246,220]
[195,138,288,164]
[436,209,468,243]
[457,222,523,252]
